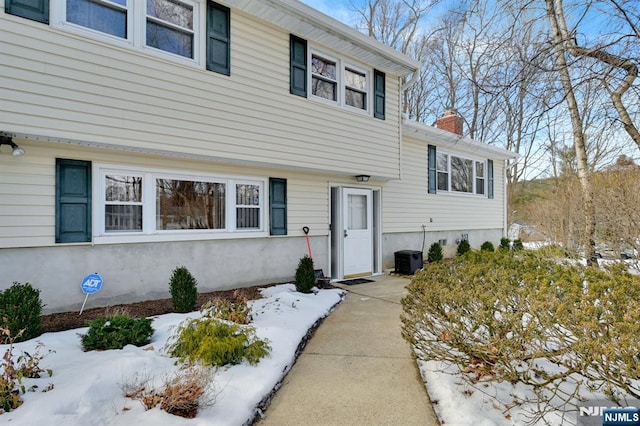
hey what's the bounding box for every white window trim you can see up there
[435,151,487,197]
[93,164,267,244]
[308,47,372,114]
[52,0,204,67]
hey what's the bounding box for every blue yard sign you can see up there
[79,273,103,315]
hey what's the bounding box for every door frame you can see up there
[329,183,382,280]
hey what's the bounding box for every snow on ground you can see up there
[1,284,344,426]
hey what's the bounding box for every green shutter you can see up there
[206,1,230,75]
[428,145,437,194]
[290,35,307,97]
[269,178,287,235]
[6,0,49,24]
[56,159,91,243]
[374,69,385,119]
[488,159,494,199]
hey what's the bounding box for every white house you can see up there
[0,0,517,313]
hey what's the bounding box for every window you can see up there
[6,0,49,23]
[57,0,205,64]
[104,175,143,231]
[96,166,264,237]
[311,54,337,101]
[156,179,225,229]
[66,0,128,38]
[427,146,492,196]
[146,0,194,58]
[345,67,366,110]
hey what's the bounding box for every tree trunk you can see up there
[544,0,598,265]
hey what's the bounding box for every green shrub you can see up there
[456,239,471,256]
[499,237,511,250]
[81,315,154,351]
[512,238,524,251]
[169,266,198,313]
[401,249,640,417]
[0,282,43,343]
[167,318,270,366]
[427,242,443,263]
[295,255,316,293]
[480,241,495,252]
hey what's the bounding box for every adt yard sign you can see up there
[81,273,103,294]
[79,273,103,315]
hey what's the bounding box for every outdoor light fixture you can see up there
[0,135,25,156]
[355,175,370,182]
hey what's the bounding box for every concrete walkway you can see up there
[257,275,440,426]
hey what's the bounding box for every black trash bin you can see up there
[394,250,424,275]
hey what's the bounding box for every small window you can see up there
[438,239,447,246]
[104,175,143,232]
[311,54,337,101]
[146,0,194,58]
[345,67,367,110]
[236,183,261,230]
[67,0,128,38]
[437,152,449,191]
[475,162,485,195]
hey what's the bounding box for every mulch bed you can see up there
[41,285,269,333]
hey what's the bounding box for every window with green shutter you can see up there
[6,0,49,24]
[374,69,385,119]
[269,178,287,235]
[56,159,92,243]
[290,35,307,97]
[206,1,230,75]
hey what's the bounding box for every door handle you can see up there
[344,229,348,238]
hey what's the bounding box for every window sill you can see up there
[93,230,269,245]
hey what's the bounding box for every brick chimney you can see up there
[436,110,463,135]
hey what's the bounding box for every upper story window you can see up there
[67,0,127,38]
[290,36,384,117]
[146,0,194,58]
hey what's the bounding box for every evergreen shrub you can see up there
[81,315,154,351]
[480,241,495,252]
[295,255,316,293]
[427,242,443,263]
[499,237,511,250]
[0,282,43,343]
[456,239,471,256]
[169,266,198,313]
[513,238,524,251]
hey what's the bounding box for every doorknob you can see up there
[344,229,348,238]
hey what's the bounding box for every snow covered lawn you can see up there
[1,284,344,425]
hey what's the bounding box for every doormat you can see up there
[337,278,374,285]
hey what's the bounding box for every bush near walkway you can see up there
[401,248,640,417]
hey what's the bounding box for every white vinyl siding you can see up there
[383,135,506,234]
[0,9,402,180]
[0,142,330,248]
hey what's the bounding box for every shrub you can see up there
[401,249,640,418]
[0,282,43,343]
[169,266,198,313]
[167,318,270,366]
[456,239,471,256]
[499,237,511,250]
[427,242,443,263]
[204,290,252,324]
[81,315,154,351]
[512,238,524,251]
[123,367,216,419]
[0,327,53,413]
[480,241,495,252]
[295,255,316,293]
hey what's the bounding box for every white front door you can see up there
[343,188,373,278]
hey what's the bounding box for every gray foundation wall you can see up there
[382,229,504,269]
[1,237,327,314]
